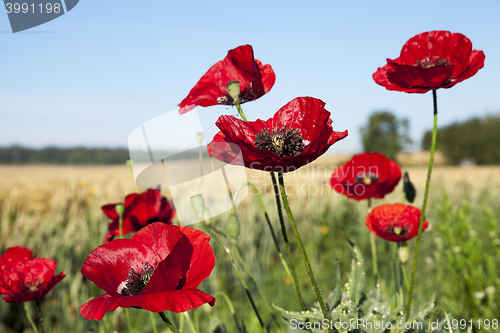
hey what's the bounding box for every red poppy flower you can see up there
[207,97,348,173]
[0,247,65,303]
[102,189,175,242]
[178,44,275,114]
[79,222,215,320]
[373,30,485,93]
[330,152,401,200]
[365,203,429,242]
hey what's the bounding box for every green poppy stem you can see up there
[277,173,332,333]
[201,221,265,329]
[270,171,308,312]
[125,308,132,332]
[235,103,248,122]
[159,312,180,333]
[149,311,158,333]
[405,89,438,320]
[24,302,39,333]
[368,198,378,287]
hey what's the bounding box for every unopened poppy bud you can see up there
[115,203,125,217]
[398,242,409,264]
[197,133,204,144]
[225,213,240,242]
[226,81,241,103]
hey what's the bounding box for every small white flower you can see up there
[468,230,477,237]
[486,286,495,294]
[426,257,433,265]
[452,246,461,253]
[475,292,485,299]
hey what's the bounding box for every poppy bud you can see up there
[225,213,240,242]
[398,242,409,264]
[197,132,204,144]
[115,203,125,217]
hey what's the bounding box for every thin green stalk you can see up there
[232,182,295,290]
[368,199,378,286]
[159,312,180,333]
[201,221,265,329]
[401,262,410,291]
[233,247,284,331]
[270,171,307,312]
[429,308,454,333]
[118,207,124,238]
[184,312,197,333]
[149,311,158,333]
[35,300,45,333]
[235,103,247,121]
[24,302,39,333]
[406,90,438,320]
[277,173,332,333]
[125,308,132,333]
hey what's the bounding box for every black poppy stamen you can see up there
[119,262,156,296]
[24,278,43,293]
[354,172,380,186]
[386,224,410,238]
[414,56,452,68]
[254,126,306,157]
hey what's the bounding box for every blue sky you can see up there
[1,0,499,153]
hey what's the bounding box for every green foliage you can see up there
[421,114,500,165]
[360,111,412,160]
[0,146,200,165]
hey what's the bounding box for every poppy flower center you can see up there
[217,80,258,105]
[386,223,409,238]
[254,127,306,157]
[118,262,156,296]
[354,172,380,185]
[414,56,452,69]
[24,278,43,293]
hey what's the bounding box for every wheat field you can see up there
[1,156,499,332]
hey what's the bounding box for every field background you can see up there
[1,153,499,332]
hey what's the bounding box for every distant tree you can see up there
[360,111,412,160]
[422,114,500,165]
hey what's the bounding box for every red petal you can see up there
[79,293,122,320]
[446,49,485,87]
[130,223,184,260]
[81,238,161,296]
[101,204,119,220]
[177,226,215,289]
[137,288,215,313]
[386,60,454,90]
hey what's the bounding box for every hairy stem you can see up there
[278,173,332,333]
[406,89,438,320]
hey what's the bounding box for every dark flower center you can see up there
[354,172,380,186]
[217,80,258,105]
[386,223,409,238]
[254,127,306,157]
[414,56,452,68]
[119,262,156,296]
[24,278,43,293]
